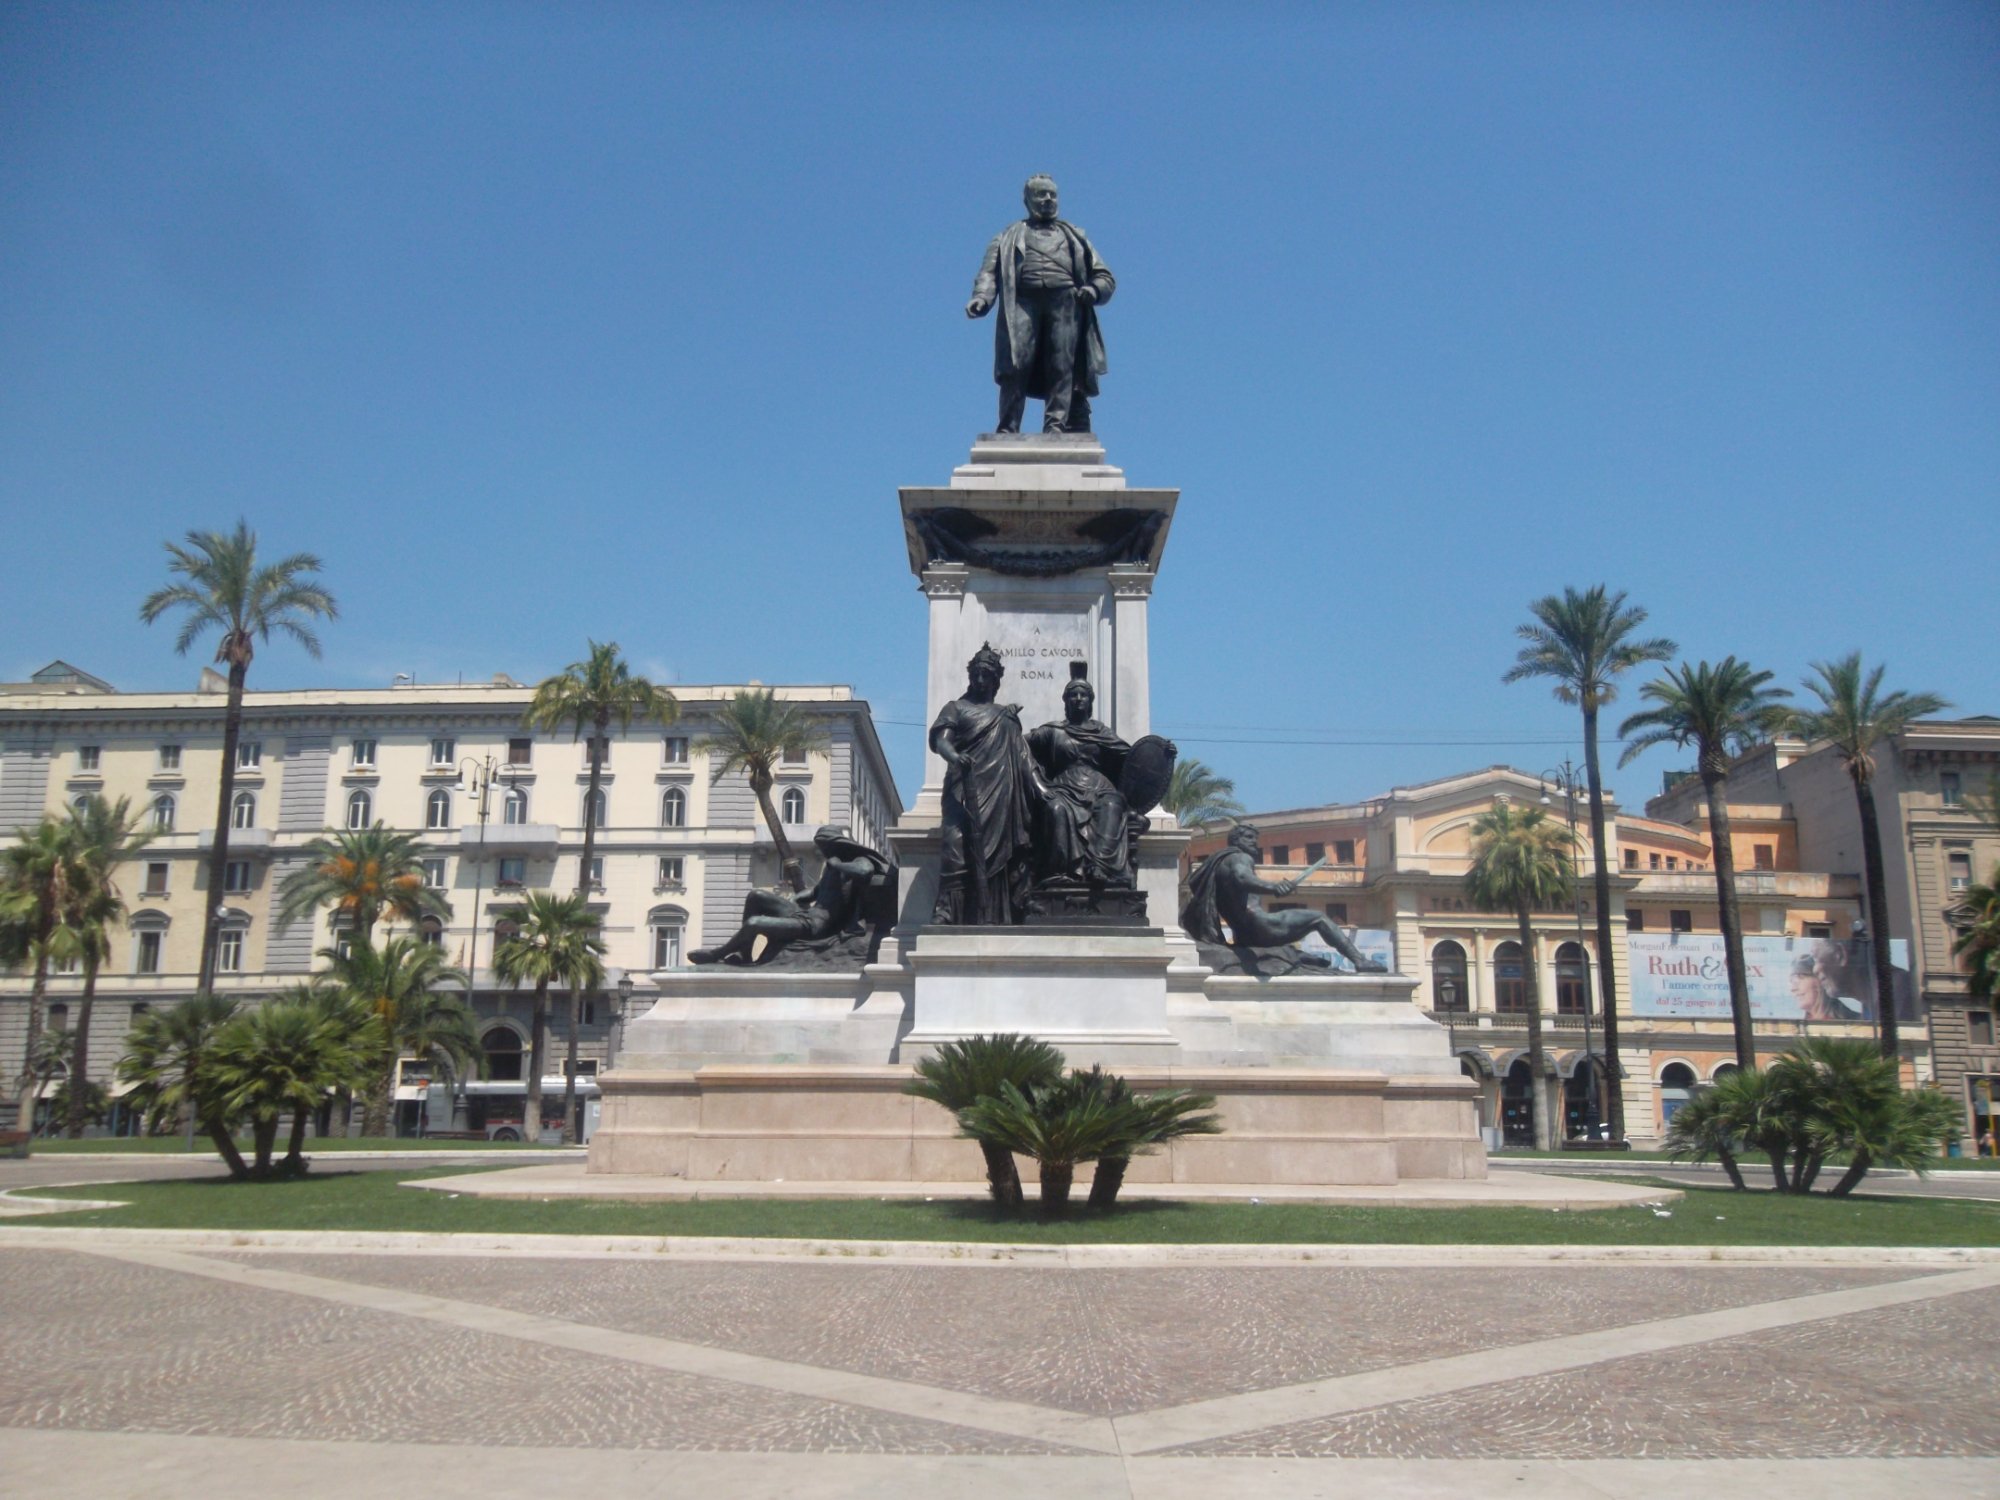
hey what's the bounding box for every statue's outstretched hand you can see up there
[1073,286,1096,305]
[1274,878,1299,896]
[965,297,990,318]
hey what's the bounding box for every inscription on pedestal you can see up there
[980,611,1094,726]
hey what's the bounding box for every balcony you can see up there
[462,822,560,856]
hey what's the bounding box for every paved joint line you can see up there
[76,1245,1122,1456]
[1112,1264,2000,1454]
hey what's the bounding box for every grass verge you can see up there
[22,1137,564,1155]
[14,1169,2000,1246]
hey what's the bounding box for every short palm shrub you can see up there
[1065,1065,1222,1209]
[957,1073,1153,1212]
[904,1034,1064,1209]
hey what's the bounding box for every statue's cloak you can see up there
[971,219,1115,396]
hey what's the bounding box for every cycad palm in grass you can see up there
[117,994,248,1177]
[904,1033,1064,1209]
[956,1072,1153,1212]
[208,994,373,1177]
[1066,1065,1222,1209]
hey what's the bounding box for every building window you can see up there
[426,789,453,830]
[158,743,181,771]
[657,856,684,887]
[1305,843,1325,864]
[663,736,689,765]
[1754,844,1775,871]
[652,917,685,968]
[1269,845,1289,866]
[781,787,806,824]
[346,789,373,829]
[1431,940,1468,1012]
[585,855,604,890]
[230,791,256,829]
[1334,840,1355,865]
[781,745,808,766]
[135,931,162,975]
[482,1028,524,1083]
[582,789,607,829]
[1627,908,1645,932]
[497,857,526,888]
[77,745,101,772]
[503,788,530,825]
[351,738,377,768]
[223,861,252,894]
[143,862,169,896]
[1949,851,1973,894]
[1968,1010,1994,1048]
[1803,922,1833,938]
[47,1002,69,1035]
[237,740,261,769]
[152,794,176,831]
[660,788,686,828]
[427,737,453,768]
[422,858,447,888]
[73,795,94,817]
[1494,941,1527,1013]
[1666,856,1678,871]
[1670,909,1693,933]
[493,917,520,946]
[1623,847,1638,870]
[419,917,444,948]
[507,737,533,767]
[1942,771,1963,807]
[1649,852,1662,870]
[1326,902,1348,924]
[1556,941,1589,1015]
[214,928,244,973]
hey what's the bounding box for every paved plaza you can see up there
[2,1226,1996,1497]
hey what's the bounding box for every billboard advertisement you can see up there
[1298,927,1395,974]
[1628,933,1914,1022]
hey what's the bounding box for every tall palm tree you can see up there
[1504,585,1674,1140]
[1465,802,1576,1150]
[1785,653,1950,1060]
[700,687,827,892]
[320,936,473,1136]
[57,796,153,1137]
[1618,659,1792,1069]
[1161,759,1245,831]
[117,993,249,1176]
[275,825,450,951]
[1,817,79,1132]
[140,522,336,993]
[492,890,605,1144]
[1953,864,2000,1005]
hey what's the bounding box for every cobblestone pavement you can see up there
[2,1236,1996,1498]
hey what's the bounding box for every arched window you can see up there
[1501,1057,1536,1146]
[582,789,607,830]
[650,905,688,969]
[1712,1062,1740,1082]
[419,917,444,948]
[781,787,806,824]
[1659,1061,1698,1126]
[72,794,93,817]
[426,789,453,830]
[346,790,372,829]
[1494,940,1527,1013]
[1555,941,1589,1015]
[230,791,257,829]
[493,916,520,948]
[482,1027,524,1083]
[1431,940,1468,1012]
[152,794,176,831]
[503,787,529,826]
[660,787,686,828]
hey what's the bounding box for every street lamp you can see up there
[1542,760,1602,1138]
[610,971,636,1072]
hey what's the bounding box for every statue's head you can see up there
[1227,824,1261,857]
[812,824,850,855]
[966,643,1005,697]
[1023,174,1059,223]
[1062,661,1094,721]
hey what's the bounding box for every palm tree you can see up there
[1464,802,1576,1150]
[956,1073,1152,1212]
[1161,759,1245,832]
[25,1025,73,1135]
[117,993,249,1177]
[1504,585,1675,1140]
[1,817,79,1132]
[275,825,450,951]
[207,996,371,1176]
[1618,659,1792,1070]
[57,796,153,1138]
[1069,1066,1222,1209]
[1784,654,1950,1060]
[1661,1083,1748,1190]
[320,936,473,1136]
[1953,863,2000,1004]
[700,687,827,892]
[140,522,336,993]
[492,891,606,1144]
[904,1033,1066,1209]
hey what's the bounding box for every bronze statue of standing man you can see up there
[967,175,1115,435]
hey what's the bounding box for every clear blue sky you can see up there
[4,2,1995,814]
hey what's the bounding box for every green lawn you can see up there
[14,1168,2000,1246]
[23,1137,566,1155]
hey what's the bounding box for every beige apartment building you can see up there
[0,662,902,1135]
[1189,765,1876,1147]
